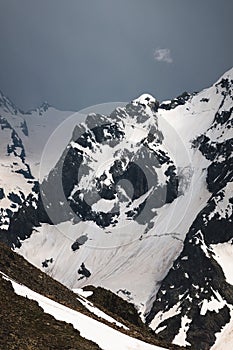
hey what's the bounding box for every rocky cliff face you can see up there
[145,73,233,349]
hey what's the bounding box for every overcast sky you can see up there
[0,0,232,111]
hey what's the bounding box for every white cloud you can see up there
[153,48,173,63]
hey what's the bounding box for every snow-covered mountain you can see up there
[0,90,73,232]
[0,68,232,350]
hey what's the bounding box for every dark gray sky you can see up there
[0,0,233,111]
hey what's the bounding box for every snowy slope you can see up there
[1,272,166,350]
[73,288,129,329]
[0,93,75,178]
[0,92,77,232]
[0,94,35,230]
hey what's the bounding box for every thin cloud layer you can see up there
[154,48,173,63]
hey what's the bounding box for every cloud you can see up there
[154,48,173,63]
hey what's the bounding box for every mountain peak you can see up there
[39,101,51,111]
[27,101,52,116]
[0,89,18,114]
[133,93,158,106]
[215,66,233,85]
[132,94,160,112]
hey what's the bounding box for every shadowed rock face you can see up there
[35,100,178,231]
[0,188,5,200]
[159,91,193,110]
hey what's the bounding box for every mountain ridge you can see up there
[0,67,232,349]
